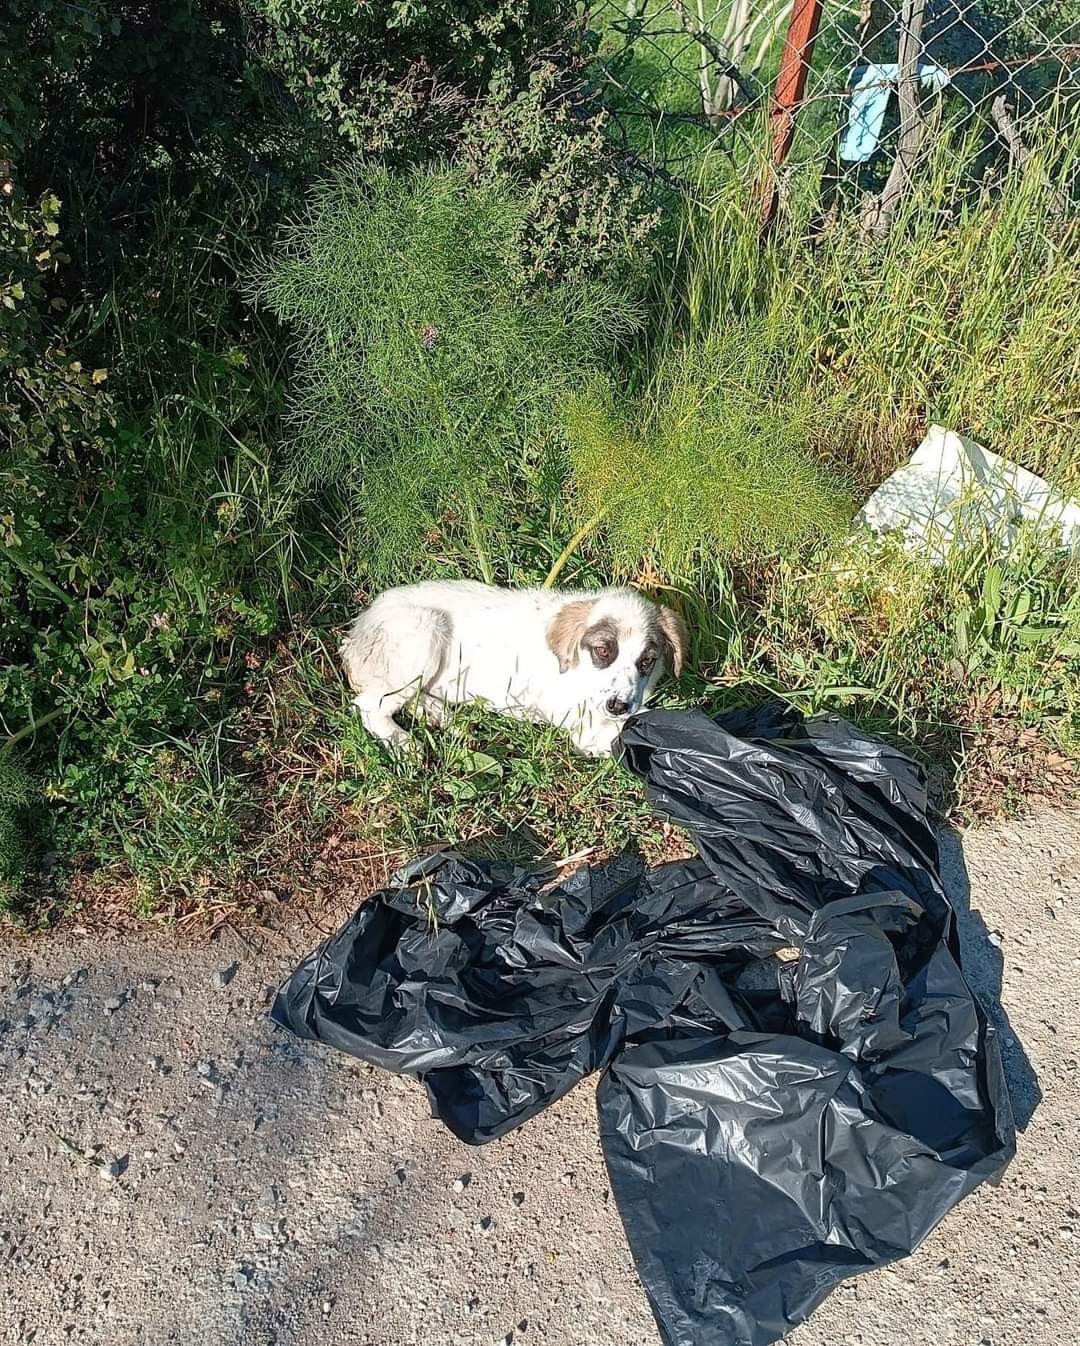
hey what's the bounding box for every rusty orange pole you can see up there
[760,0,825,233]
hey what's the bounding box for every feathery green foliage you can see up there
[0,757,33,908]
[251,164,641,582]
[562,324,853,578]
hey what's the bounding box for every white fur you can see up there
[340,581,684,757]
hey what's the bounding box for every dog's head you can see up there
[546,588,689,719]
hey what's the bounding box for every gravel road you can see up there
[1,810,1078,1346]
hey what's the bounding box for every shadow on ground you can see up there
[938,827,1042,1129]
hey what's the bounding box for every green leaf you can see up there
[954,610,969,657]
[981,564,1003,625]
[1005,590,1032,627]
[1012,625,1061,647]
[461,750,502,778]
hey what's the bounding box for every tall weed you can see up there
[562,324,852,578]
[680,117,1080,489]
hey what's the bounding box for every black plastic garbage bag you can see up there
[271,704,1015,1346]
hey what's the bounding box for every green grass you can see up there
[20,511,1073,920]
[254,627,663,869]
[220,517,1075,902]
[587,0,820,175]
[106,729,253,912]
[676,118,1080,491]
[737,530,1080,754]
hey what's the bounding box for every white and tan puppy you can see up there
[341,581,689,757]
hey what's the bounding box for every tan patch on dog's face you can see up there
[546,600,594,674]
[549,595,690,682]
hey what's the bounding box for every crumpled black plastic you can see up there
[271,703,1015,1346]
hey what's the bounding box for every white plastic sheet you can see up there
[855,425,1080,562]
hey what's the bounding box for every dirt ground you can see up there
[1,809,1078,1346]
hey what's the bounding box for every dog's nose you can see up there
[606,696,631,718]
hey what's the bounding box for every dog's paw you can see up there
[383,727,421,764]
[570,724,620,758]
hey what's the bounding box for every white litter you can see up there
[855,424,1080,562]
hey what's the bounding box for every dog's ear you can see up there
[657,604,689,678]
[546,600,593,674]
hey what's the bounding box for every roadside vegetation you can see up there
[2,1,1078,922]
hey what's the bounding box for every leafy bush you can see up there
[247,3,660,281]
[0,0,664,909]
[243,0,572,159]
[251,163,641,583]
[0,1,325,904]
[460,58,660,284]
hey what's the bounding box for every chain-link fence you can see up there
[590,0,1080,217]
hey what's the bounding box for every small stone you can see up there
[453,1172,471,1194]
[62,969,88,988]
[394,1168,407,1185]
[512,1191,525,1206]
[139,979,159,994]
[321,1301,332,1316]
[477,1215,494,1232]
[560,1171,575,1186]
[147,1056,165,1073]
[988,931,1003,947]
[213,963,239,989]
[253,1222,276,1242]
[101,1157,123,1181]
[102,996,125,1014]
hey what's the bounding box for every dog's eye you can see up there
[593,644,611,662]
[640,654,656,671]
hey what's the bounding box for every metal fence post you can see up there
[760,0,826,232]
